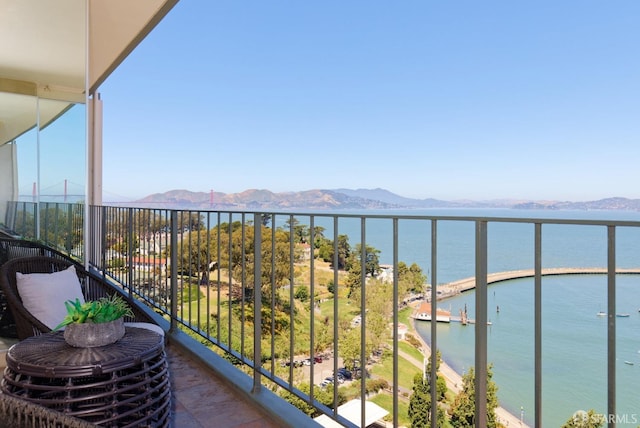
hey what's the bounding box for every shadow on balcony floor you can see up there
[167,344,283,428]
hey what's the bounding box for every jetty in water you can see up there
[435,267,640,301]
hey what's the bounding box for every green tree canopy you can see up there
[561,409,605,428]
[449,365,499,428]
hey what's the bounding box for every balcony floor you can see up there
[167,343,283,428]
[1,335,283,428]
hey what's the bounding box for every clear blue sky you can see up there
[100,1,640,202]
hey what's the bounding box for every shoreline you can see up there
[408,315,528,427]
[407,267,638,426]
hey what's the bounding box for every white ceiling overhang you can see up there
[0,0,178,144]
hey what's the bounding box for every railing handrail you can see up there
[6,200,639,428]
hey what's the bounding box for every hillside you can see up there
[128,189,640,212]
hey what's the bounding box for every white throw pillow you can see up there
[16,265,85,330]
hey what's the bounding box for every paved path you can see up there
[407,316,529,428]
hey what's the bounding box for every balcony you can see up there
[3,202,640,427]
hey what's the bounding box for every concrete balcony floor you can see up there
[1,335,283,428]
[167,344,283,428]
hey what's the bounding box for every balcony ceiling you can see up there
[0,0,178,144]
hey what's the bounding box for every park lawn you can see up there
[398,341,424,362]
[369,392,411,427]
[318,297,360,324]
[371,351,421,392]
[398,306,413,326]
[294,261,342,299]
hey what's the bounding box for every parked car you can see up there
[337,368,352,380]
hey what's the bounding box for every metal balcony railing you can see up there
[5,201,640,428]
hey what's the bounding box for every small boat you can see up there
[624,361,634,365]
[616,313,630,318]
[596,311,606,317]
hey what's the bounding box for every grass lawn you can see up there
[398,341,423,362]
[371,350,421,392]
[370,392,411,427]
[398,306,413,326]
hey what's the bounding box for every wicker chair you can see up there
[0,392,96,428]
[0,239,82,337]
[0,255,161,340]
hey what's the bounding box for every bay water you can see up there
[310,208,640,426]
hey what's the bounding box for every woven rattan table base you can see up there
[1,327,170,427]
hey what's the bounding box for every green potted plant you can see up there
[55,294,134,347]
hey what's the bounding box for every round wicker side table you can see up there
[1,327,170,427]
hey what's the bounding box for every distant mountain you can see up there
[132,189,397,210]
[511,197,640,211]
[331,188,452,208]
[130,189,640,212]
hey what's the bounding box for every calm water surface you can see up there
[313,209,640,426]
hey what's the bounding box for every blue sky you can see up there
[100,1,640,202]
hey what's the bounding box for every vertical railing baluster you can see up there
[607,225,616,428]
[126,208,134,298]
[227,214,233,352]
[475,220,488,427]
[392,218,399,428]
[66,203,72,253]
[309,216,316,401]
[360,217,367,428]
[216,212,222,342]
[331,215,339,420]
[288,214,295,383]
[430,219,438,428]
[270,215,277,376]
[534,223,542,428]
[170,210,178,333]
[253,213,263,393]
[240,213,246,360]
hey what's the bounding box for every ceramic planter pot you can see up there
[63,318,125,347]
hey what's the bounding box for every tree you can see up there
[294,285,309,302]
[349,244,381,278]
[260,214,271,227]
[336,235,350,267]
[340,327,362,371]
[311,226,326,248]
[279,383,346,417]
[408,350,447,427]
[561,409,605,428]
[449,365,499,428]
[177,211,205,231]
[322,234,350,270]
[398,262,427,297]
[283,217,309,243]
